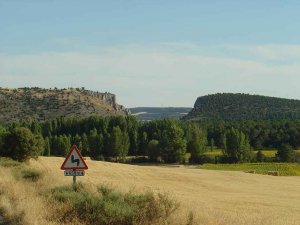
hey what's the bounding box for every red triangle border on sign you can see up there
[61,144,88,170]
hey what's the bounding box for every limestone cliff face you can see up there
[82,90,130,115]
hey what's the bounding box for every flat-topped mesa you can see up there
[183,93,300,121]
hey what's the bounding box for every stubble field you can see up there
[1,157,300,225]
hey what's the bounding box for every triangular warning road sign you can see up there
[61,145,88,170]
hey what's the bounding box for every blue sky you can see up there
[1,0,300,107]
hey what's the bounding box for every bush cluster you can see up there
[49,184,179,225]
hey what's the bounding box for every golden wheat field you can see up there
[1,157,300,225]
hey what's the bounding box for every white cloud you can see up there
[1,44,300,107]
[220,44,300,63]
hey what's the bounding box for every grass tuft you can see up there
[0,157,44,182]
[0,157,22,168]
[20,168,42,182]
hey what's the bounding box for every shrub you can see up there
[256,150,266,162]
[295,152,300,163]
[49,184,179,225]
[128,156,150,164]
[215,155,237,164]
[276,144,295,162]
[20,168,42,182]
[190,155,215,164]
[94,154,105,161]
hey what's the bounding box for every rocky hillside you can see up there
[183,93,300,121]
[0,87,129,123]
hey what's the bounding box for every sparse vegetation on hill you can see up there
[184,93,300,120]
[0,87,128,123]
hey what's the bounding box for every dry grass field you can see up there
[1,157,300,225]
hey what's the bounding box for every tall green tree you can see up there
[81,133,89,156]
[88,129,104,160]
[139,131,148,155]
[107,126,122,158]
[147,139,160,162]
[187,124,207,163]
[0,126,6,150]
[107,126,130,161]
[159,120,186,163]
[58,135,71,156]
[1,127,44,161]
[126,116,139,156]
[42,120,53,136]
[209,138,215,151]
[50,135,70,156]
[121,131,130,159]
[73,134,83,151]
[223,128,251,162]
[31,120,41,134]
[44,137,51,156]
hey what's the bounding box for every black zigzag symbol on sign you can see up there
[71,155,80,166]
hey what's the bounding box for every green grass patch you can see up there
[256,150,277,157]
[253,149,279,157]
[48,184,179,225]
[198,163,300,176]
[205,149,279,157]
[204,149,223,156]
[204,149,300,159]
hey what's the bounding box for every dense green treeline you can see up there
[1,116,300,163]
[0,116,191,163]
[205,120,300,149]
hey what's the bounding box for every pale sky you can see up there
[1,0,300,107]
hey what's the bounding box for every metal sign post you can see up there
[73,173,76,190]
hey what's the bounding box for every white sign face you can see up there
[64,170,85,176]
[61,145,88,170]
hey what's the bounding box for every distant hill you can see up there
[0,87,129,123]
[130,107,192,120]
[183,93,300,121]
